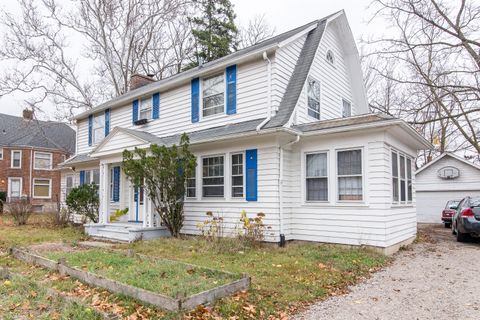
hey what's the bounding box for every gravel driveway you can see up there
[294,224,480,320]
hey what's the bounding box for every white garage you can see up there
[416,153,480,223]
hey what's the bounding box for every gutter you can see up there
[278,135,300,247]
[256,51,273,132]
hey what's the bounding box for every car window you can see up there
[470,197,480,207]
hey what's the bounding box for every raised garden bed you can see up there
[10,247,250,311]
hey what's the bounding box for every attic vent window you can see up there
[438,166,460,179]
[326,50,335,64]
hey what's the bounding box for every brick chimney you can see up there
[22,108,34,121]
[130,73,155,91]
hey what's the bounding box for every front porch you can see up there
[85,222,169,242]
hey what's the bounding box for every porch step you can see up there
[84,223,170,242]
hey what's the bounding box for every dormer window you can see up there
[92,114,105,144]
[307,77,320,119]
[203,74,225,117]
[140,97,152,121]
[326,50,335,65]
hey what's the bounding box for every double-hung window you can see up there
[337,149,363,201]
[66,175,74,197]
[342,99,351,118]
[140,97,152,120]
[307,77,320,119]
[11,150,21,168]
[33,179,51,198]
[0,148,3,160]
[202,156,224,197]
[186,167,196,198]
[202,74,224,117]
[306,152,328,201]
[92,114,105,144]
[392,150,413,203]
[231,153,244,198]
[34,152,52,170]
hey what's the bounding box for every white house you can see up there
[416,152,480,223]
[59,10,431,254]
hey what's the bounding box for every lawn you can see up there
[0,213,390,319]
[45,249,242,297]
[0,213,84,250]
[0,273,102,320]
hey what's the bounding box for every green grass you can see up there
[0,214,85,249]
[46,249,241,297]
[119,238,390,318]
[0,274,102,320]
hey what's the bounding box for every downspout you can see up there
[29,149,33,199]
[256,51,272,131]
[278,135,300,247]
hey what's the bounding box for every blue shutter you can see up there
[152,93,160,119]
[191,78,200,123]
[88,115,93,146]
[112,166,120,202]
[79,170,85,186]
[245,149,257,201]
[132,100,139,124]
[104,108,110,136]
[226,65,237,115]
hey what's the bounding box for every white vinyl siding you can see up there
[34,152,53,170]
[293,21,356,124]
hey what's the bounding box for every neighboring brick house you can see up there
[0,109,75,212]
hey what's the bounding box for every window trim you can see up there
[342,98,352,118]
[306,77,321,120]
[391,148,413,205]
[32,178,52,199]
[201,154,225,199]
[305,151,329,203]
[139,96,153,121]
[231,152,245,199]
[336,148,364,202]
[201,73,226,119]
[11,150,22,169]
[8,177,23,198]
[34,151,53,170]
[92,113,105,144]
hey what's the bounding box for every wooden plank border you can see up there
[10,247,250,311]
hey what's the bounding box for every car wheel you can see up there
[444,223,451,228]
[456,229,469,242]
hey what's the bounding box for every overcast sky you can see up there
[0,0,376,120]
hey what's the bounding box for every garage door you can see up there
[417,191,480,223]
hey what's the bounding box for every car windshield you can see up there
[470,198,480,208]
[446,200,460,209]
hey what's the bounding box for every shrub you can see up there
[0,191,6,214]
[8,197,32,225]
[239,210,268,245]
[65,184,99,223]
[110,208,129,222]
[196,211,225,241]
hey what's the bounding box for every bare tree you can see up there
[365,0,480,163]
[0,0,191,119]
[237,14,275,49]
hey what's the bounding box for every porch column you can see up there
[128,183,133,222]
[100,162,110,224]
[142,180,149,227]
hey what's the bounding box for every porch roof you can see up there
[59,152,98,167]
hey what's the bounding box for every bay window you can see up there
[203,74,225,117]
[337,149,363,201]
[202,156,224,197]
[306,152,328,201]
